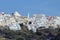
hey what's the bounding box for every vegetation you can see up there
[0,26,60,40]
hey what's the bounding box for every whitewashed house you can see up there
[9,22,21,30]
[27,14,47,32]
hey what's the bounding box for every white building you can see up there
[32,14,47,27]
[0,13,8,26]
[9,22,21,30]
[53,16,60,28]
[0,12,60,32]
[27,14,47,32]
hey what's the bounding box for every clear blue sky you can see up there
[0,0,60,16]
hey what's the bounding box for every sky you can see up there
[0,0,60,16]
